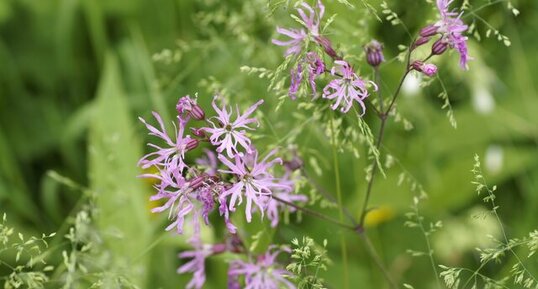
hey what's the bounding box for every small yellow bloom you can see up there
[364,206,395,227]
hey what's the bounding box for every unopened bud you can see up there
[420,25,439,37]
[315,36,339,60]
[190,104,205,120]
[185,138,199,151]
[412,36,431,50]
[189,174,208,190]
[191,128,206,138]
[211,243,227,254]
[364,40,384,67]
[411,60,437,77]
[432,39,448,55]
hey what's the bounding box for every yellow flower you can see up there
[364,206,395,227]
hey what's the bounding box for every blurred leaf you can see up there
[88,52,151,286]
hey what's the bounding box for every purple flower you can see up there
[218,150,291,223]
[288,52,325,99]
[176,95,205,123]
[178,238,228,289]
[289,63,303,100]
[322,60,376,114]
[272,1,325,56]
[178,238,211,289]
[141,169,219,234]
[138,112,198,174]
[264,179,307,228]
[228,247,295,289]
[434,0,471,69]
[411,60,438,77]
[203,97,264,158]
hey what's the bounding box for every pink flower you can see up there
[434,0,471,69]
[138,112,198,174]
[272,1,325,56]
[176,95,205,124]
[228,247,295,289]
[411,61,438,77]
[288,52,325,99]
[218,150,291,223]
[264,183,307,228]
[203,97,264,158]
[322,61,376,114]
[178,238,211,289]
[140,170,221,234]
[178,238,228,289]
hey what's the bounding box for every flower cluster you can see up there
[414,0,471,70]
[272,1,376,114]
[139,95,306,288]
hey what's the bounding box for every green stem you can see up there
[330,114,349,289]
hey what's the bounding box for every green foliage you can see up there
[287,236,330,289]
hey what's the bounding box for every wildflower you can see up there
[265,184,307,228]
[272,1,325,56]
[218,150,291,222]
[138,112,198,174]
[203,97,264,158]
[288,52,325,99]
[364,40,384,67]
[288,63,303,100]
[433,0,471,69]
[141,169,221,234]
[323,60,376,114]
[228,247,295,289]
[176,95,205,122]
[411,60,438,77]
[178,238,228,289]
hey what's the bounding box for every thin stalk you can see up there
[272,195,355,230]
[330,115,349,289]
[358,46,413,229]
[361,233,399,289]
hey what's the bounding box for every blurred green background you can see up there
[1,0,537,288]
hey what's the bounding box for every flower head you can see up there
[203,97,264,158]
[288,52,325,99]
[272,1,325,56]
[322,61,376,114]
[229,247,295,289]
[176,95,205,123]
[141,169,222,234]
[218,150,290,223]
[138,112,198,174]
[178,238,211,289]
[411,60,438,77]
[178,238,228,289]
[434,0,471,69]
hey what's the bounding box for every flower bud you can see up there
[284,157,303,171]
[191,128,206,138]
[190,104,205,120]
[411,36,431,50]
[211,243,227,254]
[185,138,199,151]
[432,39,448,55]
[419,25,439,37]
[315,36,339,60]
[411,60,437,77]
[189,174,208,190]
[364,40,384,67]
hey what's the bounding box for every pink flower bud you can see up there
[420,25,439,37]
[364,40,384,67]
[411,60,437,77]
[190,104,205,120]
[432,39,448,55]
[185,138,199,151]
